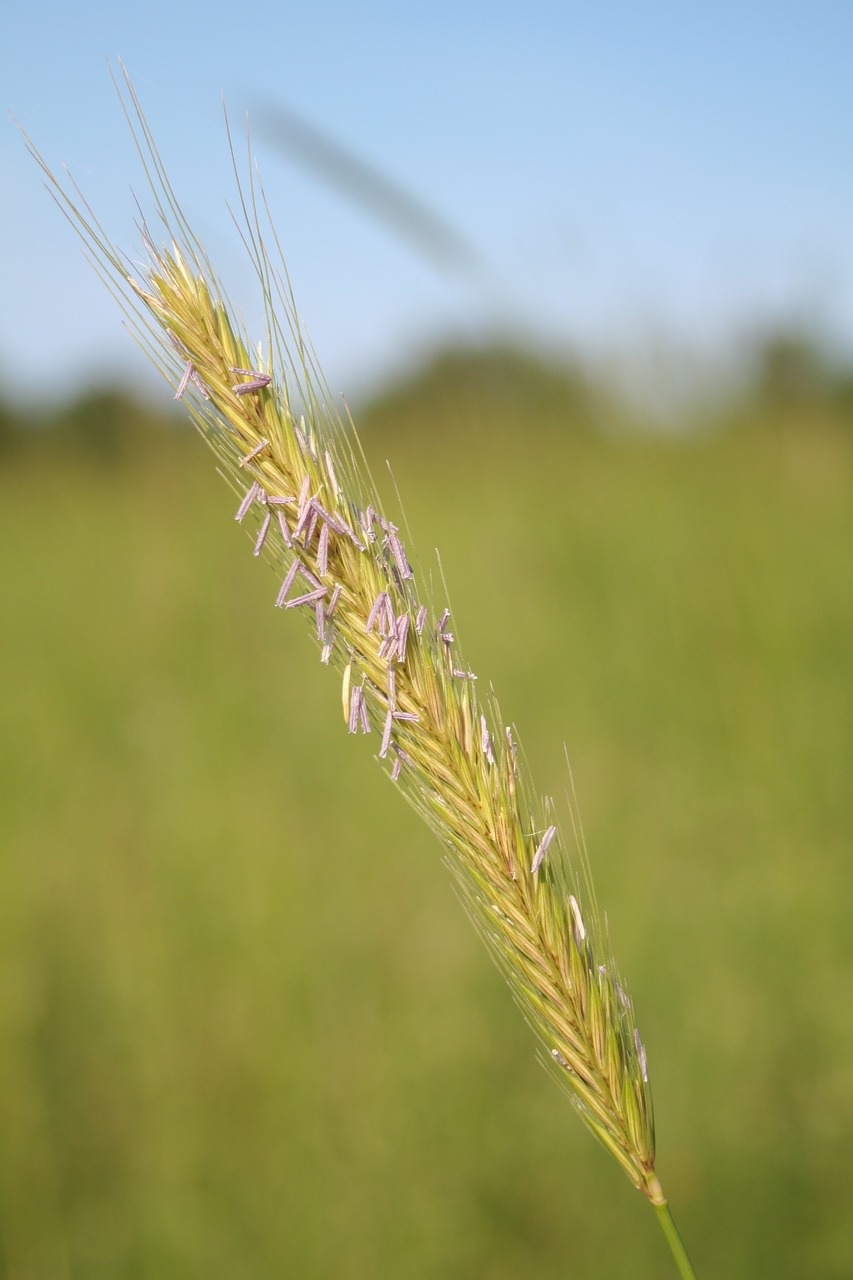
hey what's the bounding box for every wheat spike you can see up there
[23,67,703,1277]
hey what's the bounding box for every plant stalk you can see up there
[654,1198,698,1280]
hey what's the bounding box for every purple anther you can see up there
[293,421,312,459]
[568,894,586,945]
[415,605,428,635]
[531,824,557,875]
[330,511,355,539]
[175,360,193,400]
[480,715,495,765]
[318,521,330,577]
[238,438,271,468]
[385,522,413,581]
[315,502,358,549]
[359,692,370,734]
[275,558,301,607]
[324,450,341,499]
[438,609,454,644]
[381,594,396,637]
[169,340,197,385]
[304,508,319,547]
[267,495,294,506]
[348,685,362,735]
[633,1029,648,1082]
[387,666,397,709]
[452,668,477,681]
[378,636,398,662]
[231,369,272,395]
[613,978,631,1011]
[327,584,342,618]
[366,591,388,634]
[235,482,260,523]
[505,727,519,775]
[296,475,311,518]
[293,493,315,541]
[396,614,410,664]
[300,416,317,458]
[276,510,293,549]
[380,708,394,759]
[307,496,330,525]
[393,711,419,723]
[390,745,413,781]
[189,368,210,399]
[253,512,272,556]
[315,599,326,640]
[286,586,327,610]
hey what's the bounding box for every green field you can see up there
[1,370,851,1278]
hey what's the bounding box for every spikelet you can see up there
[25,70,670,1211]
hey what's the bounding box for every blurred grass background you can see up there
[1,339,851,1278]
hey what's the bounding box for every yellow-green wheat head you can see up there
[27,71,663,1208]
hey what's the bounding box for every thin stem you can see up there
[654,1200,698,1280]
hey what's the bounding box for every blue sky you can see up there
[3,1,852,406]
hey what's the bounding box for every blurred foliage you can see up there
[2,330,851,459]
[0,385,181,462]
[365,342,599,440]
[0,338,852,1278]
[749,333,853,413]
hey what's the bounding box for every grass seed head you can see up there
[25,68,662,1203]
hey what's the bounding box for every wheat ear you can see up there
[24,69,697,1279]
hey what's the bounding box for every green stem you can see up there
[653,1200,698,1280]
